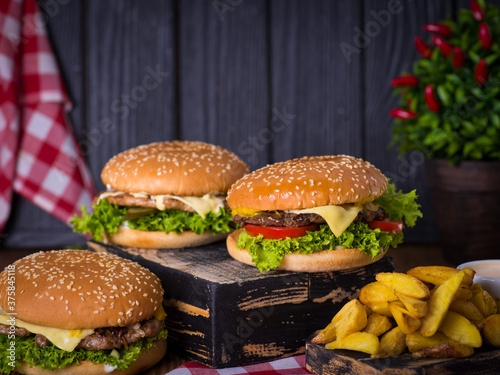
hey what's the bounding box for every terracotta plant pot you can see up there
[425,159,500,264]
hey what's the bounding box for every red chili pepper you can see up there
[424,23,452,36]
[391,75,419,87]
[390,109,418,119]
[432,36,453,57]
[475,60,488,84]
[470,1,485,21]
[424,85,440,112]
[452,47,465,68]
[479,22,492,50]
[415,36,432,58]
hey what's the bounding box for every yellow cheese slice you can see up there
[98,191,225,218]
[158,194,225,218]
[0,311,94,352]
[289,204,360,237]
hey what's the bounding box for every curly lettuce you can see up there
[0,328,168,375]
[70,199,233,240]
[374,182,422,227]
[236,182,421,272]
[238,222,403,272]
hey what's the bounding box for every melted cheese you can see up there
[98,191,224,218]
[231,207,261,217]
[157,194,225,218]
[289,204,360,237]
[154,304,167,321]
[0,311,94,352]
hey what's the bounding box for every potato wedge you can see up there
[335,299,368,340]
[389,302,421,334]
[453,286,473,302]
[449,299,484,324]
[471,285,497,318]
[407,266,474,287]
[325,331,379,355]
[374,326,406,358]
[438,311,482,348]
[396,292,428,318]
[363,313,392,337]
[406,331,456,352]
[366,300,405,317]
[359,281,398,306]
[412,343,474,358]
[420,271,465,337]
[482,314,500,347]
[312,299,367,344]
[376,272,430,300]
[311,320,336,344]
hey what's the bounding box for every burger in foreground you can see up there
[0,250,168,375]
[227,155,422,272]
[71,141,249,249]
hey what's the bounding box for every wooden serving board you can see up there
[305,332,500,374]
[88,240,394,368]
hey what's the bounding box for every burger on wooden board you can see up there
[226,155,422,272]
[71,141,249,249]
[0,250,168,375]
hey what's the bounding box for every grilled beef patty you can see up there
[233,206,388,228]
[0,317,164,351]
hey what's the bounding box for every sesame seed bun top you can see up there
[227,155,387,211]
[0,250,163,329]
[101,141,249,196]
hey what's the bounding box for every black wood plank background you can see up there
[5,0,498,248]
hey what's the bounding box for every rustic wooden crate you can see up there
[88,240,394,368]
[305,332,500,374]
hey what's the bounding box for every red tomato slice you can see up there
[244,223,320,240]
[368,220,403,233]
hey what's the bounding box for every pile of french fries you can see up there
[311,266,500,358]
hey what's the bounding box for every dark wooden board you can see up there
[85,0,178,191]
[178,0,270,170]
[306,332,500,374]
[88,240,394,368]
[269,0,363,162]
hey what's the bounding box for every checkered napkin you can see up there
[166,355,313,375]
[0,0,95,232]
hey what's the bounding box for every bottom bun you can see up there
[108,227,229,249]
[16,339,167,375]
[227,229,387,272]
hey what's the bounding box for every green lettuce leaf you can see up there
[0,328,168,375]
[374,182,423,227]
[70,200,127,241]
[237,222,403,273]
[70,199,233,239]
[128,207,233,235]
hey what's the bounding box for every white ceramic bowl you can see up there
[457,259,500,299]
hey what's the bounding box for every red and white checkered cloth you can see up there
[0,0,95,232]
[166,355,313,375]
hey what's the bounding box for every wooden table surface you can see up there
[0,243,454,374]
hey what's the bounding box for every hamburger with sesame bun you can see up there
[0,250,168,375]
[226,155,422,272]
[71,141,249,249]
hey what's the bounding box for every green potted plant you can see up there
[390,0,500,263]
